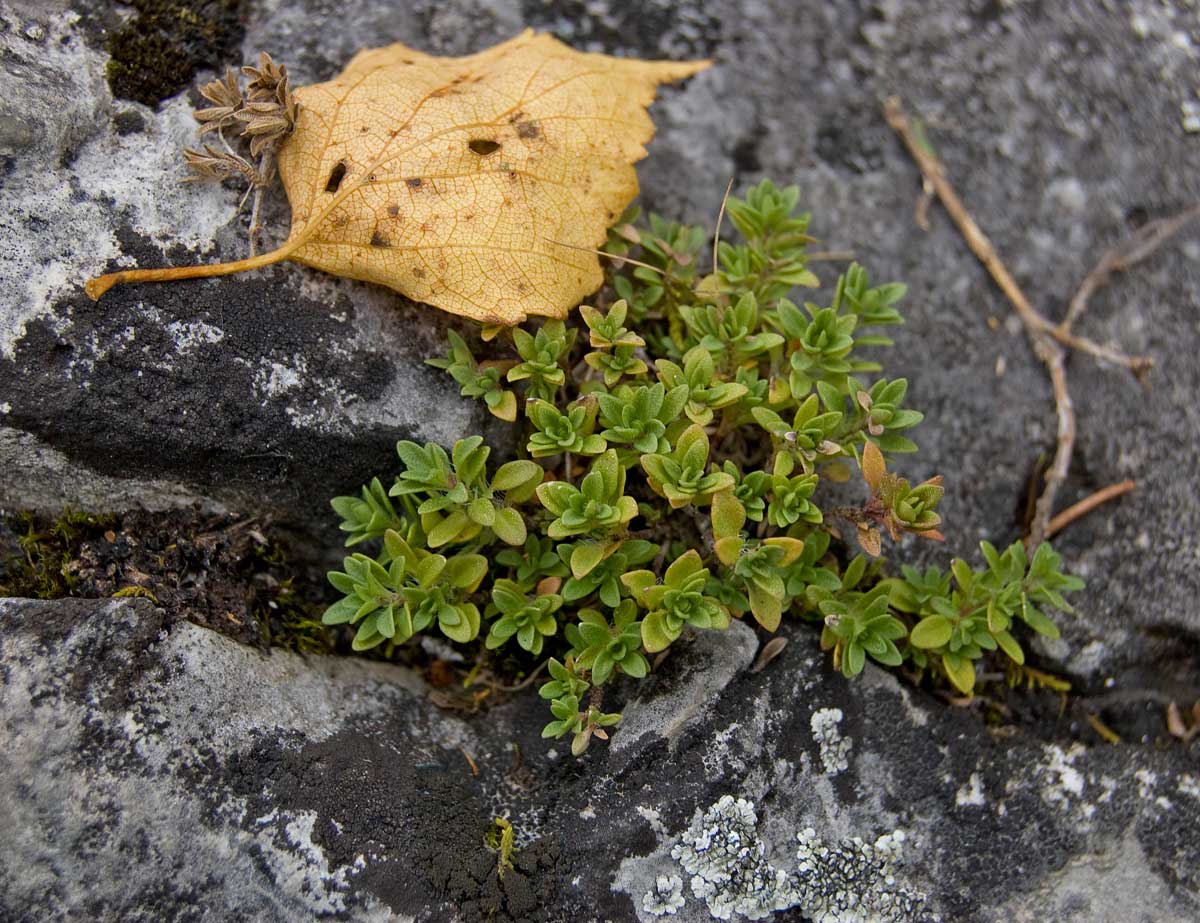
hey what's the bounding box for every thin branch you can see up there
[1045,479,1137,539]
[915,176,935,232]
[1037,321,1154,378]
[1060,203,1200,334]
[883,97,1074,547]
[248,151,272,257]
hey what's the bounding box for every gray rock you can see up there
[3,0,1200,916]
[2,597,1197,922]
[3,0,1196,678]
[0,2,502,539]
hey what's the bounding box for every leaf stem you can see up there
[85,245,293,301]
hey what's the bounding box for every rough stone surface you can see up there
[3,0,1200,919]
[0,1,504,540]
[2,598,1197,922]
[2,0,1197,676]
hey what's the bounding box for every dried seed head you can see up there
[234,53,298,156]
[236,101,296,157]
[182,144,257,183]
[194,67,245,134]
[242,52,286,101]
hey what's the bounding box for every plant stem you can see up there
[248,151,273,257]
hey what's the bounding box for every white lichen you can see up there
[811,708,851,775]
[794,828,933,923]
[643,874,686,917]
[669,796,797,920]
[657,795,934,922]
[955,772,986,808]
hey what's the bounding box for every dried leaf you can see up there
[1165,701,1200,742]
[861,440,885,494]
[750,636,788,673]
[86,31,709,323]
[856,524,882,557]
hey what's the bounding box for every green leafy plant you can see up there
[324,179,1085,755]
[623,550,731,651]
[485,578,562,655]
[508,319,575,401]
[882,540,1083,694]
[640,424,735,508]
[389,436,542,547]
[427,330,518,421]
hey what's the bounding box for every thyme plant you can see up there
[325,180,1082,755]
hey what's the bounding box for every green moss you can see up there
[0,508,334,656]
[0,509,116,599]
[254,573,336,657]
[106,0,247,107]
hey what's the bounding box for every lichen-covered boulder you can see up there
[3,597,1196,922]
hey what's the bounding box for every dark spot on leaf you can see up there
[370,231,390,248]
[387,205,400,217]
[360,126,369,132]
[413,266,426,278]
[408,178,423,188]
[325,161,347,193]
[516,121,540,140]
[469,139,501,156]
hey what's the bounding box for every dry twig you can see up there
[881,98,1184,546]
[1045,479,1137,539]
[1061,204,1200,336]
[883,97,1073,546]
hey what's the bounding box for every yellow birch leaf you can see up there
[86,31,709,324]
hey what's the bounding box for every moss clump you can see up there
[106,0,248,107]
[0,509,116,599]
[0,507,334,655]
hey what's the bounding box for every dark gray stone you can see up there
[3,0,1200,918]
[2,598,1197,922]
[0,2,503,538]
[3,0,1196,676]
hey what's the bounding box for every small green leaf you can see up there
[570,542,607,579]
[468,497,496,527]
[427,510,470,547]
[943,653,976,695]
[641,610,680,652]
[491,507,527,546]
[910,615,953,649]
[994,629,1024,664]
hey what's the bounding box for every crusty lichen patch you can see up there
[638,794,934,922]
